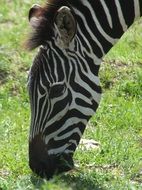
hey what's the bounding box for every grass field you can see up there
[0,1,142,189]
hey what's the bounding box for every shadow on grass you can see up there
[61,172,104,190]
[30,170,104,190]
[0,68,8,85]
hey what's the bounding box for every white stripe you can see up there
[54,128,82,141]
[32,87,44,133]
[81,1,118,44]
[51,51,58,82]
[64,149,74,154]
[43,103,70,132]
[134,0,140,19]
[75,36,102,65]
[42,56,51,83]
[74,7,105,56]
[68,139,78,147]
[43,53,55,83]
[48,139,79,155]
[51,47,67,82]
[48,144,69,155]
[100,0,113,28]
[68,51,101,86]
[114,0,127,32]
[70,58,101,105]
[45,117,87,144]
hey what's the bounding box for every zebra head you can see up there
[26,1,101,179]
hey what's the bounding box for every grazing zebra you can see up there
[26,0,142,178]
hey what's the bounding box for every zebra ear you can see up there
[55,6,77,47]
[28,4,43,28]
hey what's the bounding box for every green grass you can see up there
[0,1,142,189]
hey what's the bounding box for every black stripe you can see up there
[119,0,135,27]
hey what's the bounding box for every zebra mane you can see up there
[25,0,67,50]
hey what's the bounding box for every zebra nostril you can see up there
[57,153,74,173]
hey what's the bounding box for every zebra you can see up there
[26,0,142,179]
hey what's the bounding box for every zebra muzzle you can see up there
[29,135,74,179]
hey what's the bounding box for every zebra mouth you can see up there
[29,152,74,179]
[29,135,74,179]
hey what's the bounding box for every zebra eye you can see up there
[49,82,66,99]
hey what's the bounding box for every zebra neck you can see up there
[71,0,142,61]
